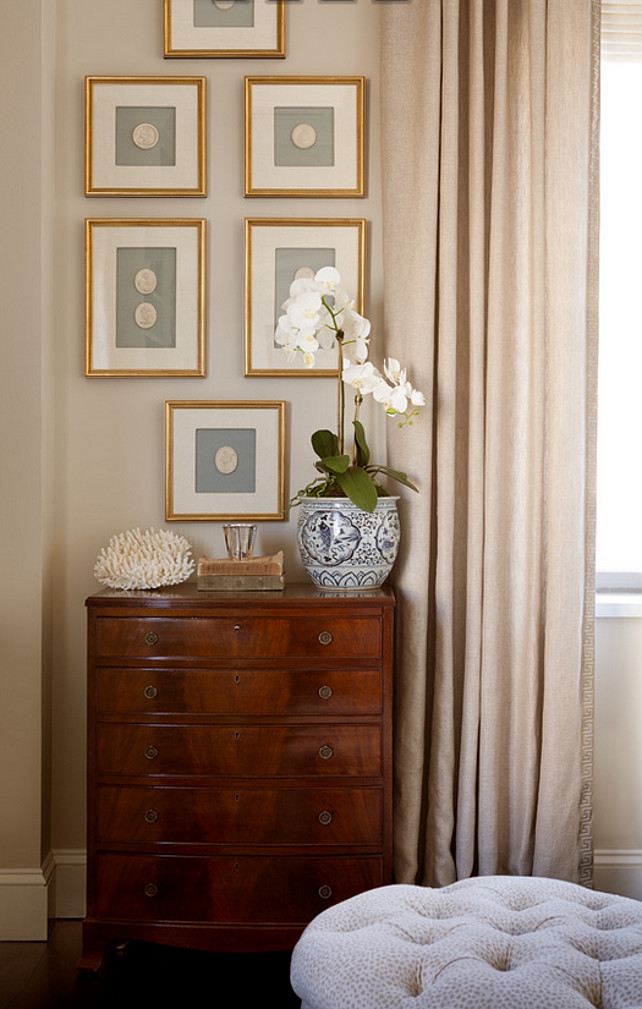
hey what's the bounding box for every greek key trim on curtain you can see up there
[380,0,599,887]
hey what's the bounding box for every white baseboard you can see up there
[0,847,637,939]
[0,851,55,939]
[594,849,642,901]
[51,849,86,919]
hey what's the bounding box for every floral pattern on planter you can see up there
[297,497,400,590]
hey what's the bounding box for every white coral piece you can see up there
[94,527,195,590]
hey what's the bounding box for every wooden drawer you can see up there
[96,667,382,716]
[96,724,382,778]
[94,852,383,923]
[96,784,383,846]
[94,615,382,661]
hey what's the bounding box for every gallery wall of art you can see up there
[0,0,384,932]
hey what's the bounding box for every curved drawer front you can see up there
[96,784,383,846]
[95,616,381,661]
[95,852,383,923]
[96,667,382,716]
[96,723,382,777]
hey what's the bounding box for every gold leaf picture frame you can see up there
[164,0,285,59]
[85,76,206,197]
[165,401,286,521]
[245,76,365,197]
[85,219,206,377]
[244,217,366,377]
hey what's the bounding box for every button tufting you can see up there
[291,877,642,1009]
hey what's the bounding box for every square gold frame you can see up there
[244,217,366,377]
[165,400,286,521]
[85,218,206,377]
[245,76,365,198]
[164,0,285,59]
[85,76,206,197]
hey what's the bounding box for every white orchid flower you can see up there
[408,384,426,407]
[303,352,317,369]
[317,323,337,350]
[275,314,308,346]
[342,362,383,395]
[332,287,355,312]
[287,291,322,332]
[373,380,411,414]
[314,266,342,292]
[340,309,371,364]
[287,276,319,301]
[383,358,407,386]
[380,358,426,413]
[294,331,320,356]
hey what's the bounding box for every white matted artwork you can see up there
[85,77,206,196]
[85,219,206,377]
[245,77,364,197]
[165,401,286,521]
[164,0,285,59]
[244,218,366,377]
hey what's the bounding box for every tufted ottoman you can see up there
[290,876,642,1008]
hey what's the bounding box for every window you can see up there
[597,3,642,589]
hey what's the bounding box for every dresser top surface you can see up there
[86,581,395,611]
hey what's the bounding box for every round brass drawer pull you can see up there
[318,811,333,825]
[144,631,159,646]
[144,883,158,898]
[144,809,159,824]
[318,745,334,760]
[318,630,333,646]
[144,745,159,761]
[318,885,333,900]
[143,685,158,700]
[318,685,333,700]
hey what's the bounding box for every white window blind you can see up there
[602,1,642,59]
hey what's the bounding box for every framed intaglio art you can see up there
[244,217,366,377]
[163,0,285,59]
[85,219,206,377]
[245,76,365,197]
[165,401,286,521]
[85,76,206,197]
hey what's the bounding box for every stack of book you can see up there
[197,550,285,591]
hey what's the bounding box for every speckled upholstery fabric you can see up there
[290,876,642,1008]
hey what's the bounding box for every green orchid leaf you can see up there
[311,429,339,460]
[334,467,379,512]
[322,454,351,475]
[366,464,419,492]
[352,419,370,467]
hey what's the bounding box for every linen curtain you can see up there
[380,0,598,887]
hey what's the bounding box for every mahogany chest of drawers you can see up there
[80,583,394,969]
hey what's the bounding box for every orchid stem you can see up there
[336,330,345,455]
[353,392,363,465]
[320,294,346,456]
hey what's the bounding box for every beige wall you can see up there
[0,0,47,874]
[0,0,384,934]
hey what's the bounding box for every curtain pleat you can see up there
[380,0,598,887]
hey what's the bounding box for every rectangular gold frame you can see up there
[163,0,285,59]
[245,76,365,197]
[85,218,206,377]
[85,76,206,197]
[165,401,286,521]
[244,217,366,377]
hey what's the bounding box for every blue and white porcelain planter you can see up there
[296,496,400,590]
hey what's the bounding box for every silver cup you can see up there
[223,523,257,561]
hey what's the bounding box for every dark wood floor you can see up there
[0,920,302,1008]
